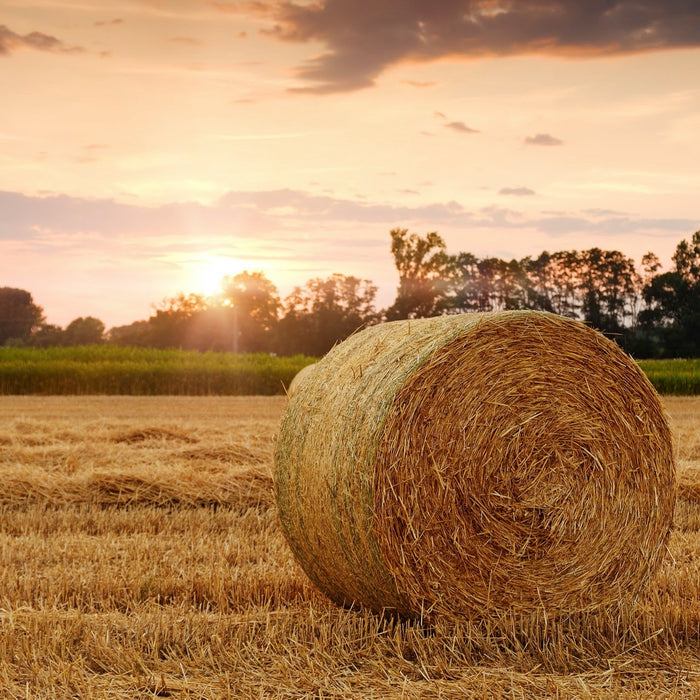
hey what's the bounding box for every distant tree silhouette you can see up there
[384,229,700,356]
[0,287,44,345]
[107,320,152,347]
[220,271,281,353]
[640,231,700,356]
[64,316,106,345]
[148,293,209,349]
[18,229,692,359]
[113,273,282,352]
[29,323,65,348]
[277,273,377,356]
[577,248,640,334]
[385,228,452,319]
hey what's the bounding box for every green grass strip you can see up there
[0,346,316,395]
[637,358,700,396]
[0,347,697,395]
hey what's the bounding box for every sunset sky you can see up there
[2,0,699,328]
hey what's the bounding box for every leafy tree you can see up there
[448,256,531,313]
[445,251,480,312]
[109,273,281,352]
[521,252,556,312]
[640,231,700,356]
[148,293,209,349]
[477,258,518,311]
[277,273,377,356]
[632,252,662,323]
[29,324,65,348]
[107,320,153,347]
[220,271,281,353]
[580,248,605,330]
[64,316,106,345]
[386,228,452,319]
[579,248,639,334]
[547,251,583,318]
[640,252,662,288]
[0,288,44,345]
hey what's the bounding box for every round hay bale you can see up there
[287,363,317,398]
[274,311,676,620]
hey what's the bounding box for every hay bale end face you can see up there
[287,363,317,398]
[274,311,676,620]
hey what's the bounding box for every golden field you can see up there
[0,395,697,698]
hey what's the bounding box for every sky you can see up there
[1,0,699,329]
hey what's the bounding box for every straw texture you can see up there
[274,311,676,620]
[287,363,317,398]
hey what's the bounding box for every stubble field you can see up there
[0,395,697,698]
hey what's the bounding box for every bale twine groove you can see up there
[274,311,676,620]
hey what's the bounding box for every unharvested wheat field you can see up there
[0,396,697,698]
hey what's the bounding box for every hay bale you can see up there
[287,363,317,398]
[274,311,676,620]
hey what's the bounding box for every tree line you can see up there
[2,229,698,358]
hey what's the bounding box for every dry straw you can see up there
[274,311,676,620]
[287,363,317,398]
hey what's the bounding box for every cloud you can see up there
[169,36,204,46]
[525,133,564,146]
[499,187,536,196]
[215,189,473,225]
[402,80,436,88]
[584,207,627,217]
[2,189,694,248]
[0,24,83,56]
[445,121,480,134]
[534,213,697,237]
[261,1,700,93]
[434,112,479,134]
[94,19,124,27]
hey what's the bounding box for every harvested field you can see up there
[0,395,697,698]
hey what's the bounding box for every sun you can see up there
[191,256,243,297]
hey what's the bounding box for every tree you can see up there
[521,252,556,312]
[475,257,528,311]
[576,249,638,334]
[674,231,700,282]
[634,252,662,323]
[107,320,153,347]
[547,251,583,318]
[277,273,378,356]
[641,252,662,287]
[640,231,700,356]
[29,323,65,348]
[220,271,281,353]
[107,274,281,352]
[148,293,209,349]
[445,251,480,312]
[386,228,452,319]
[0,288,44,345]
[64,316,106,345]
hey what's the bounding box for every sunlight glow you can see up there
[190,256,246,297]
